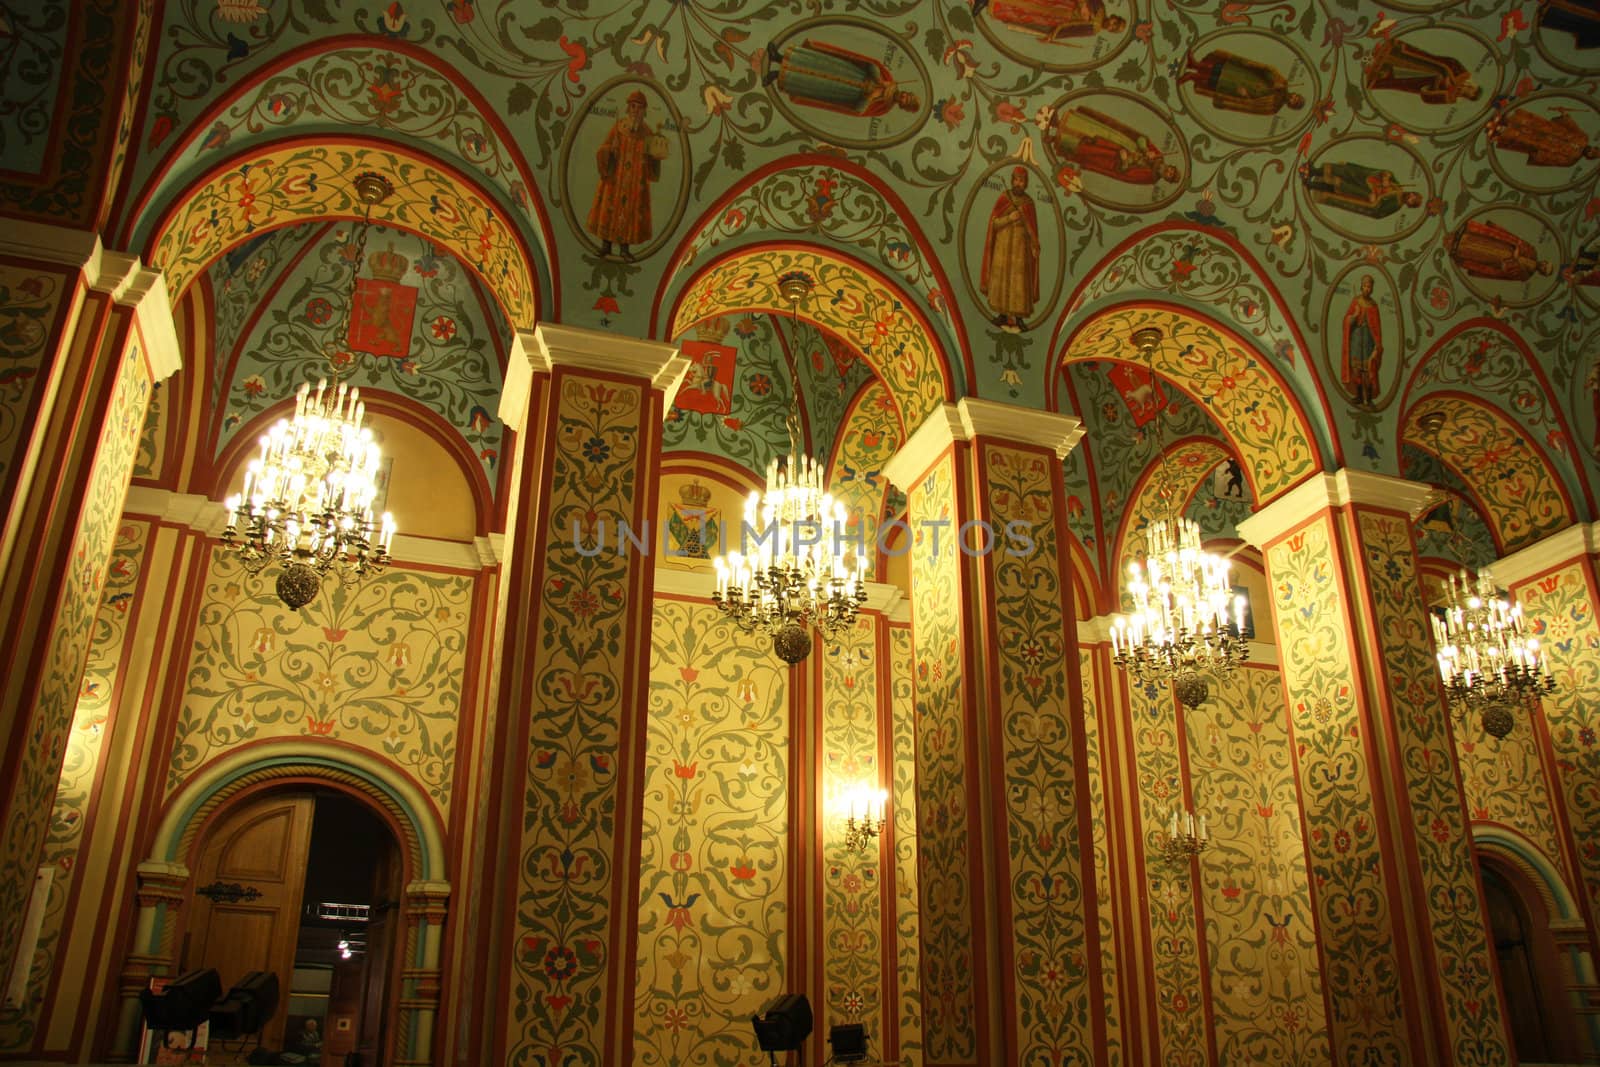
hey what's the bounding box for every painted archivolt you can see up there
[1076,650,1122,1067]
[1265,517,1409,1063]
[636,600,789,1067]
[1405,397,1572,553]
[168,551,471,809]
[905,457,976,1061]
[1066,307,1316,503]
[662,312,800,475]
[793,320,877,474]
[509,375,646,1067]
[982,443,1095,1063]
[211,224,506,489]
[0,265,68,498]
[888,624,923,1065]
[829,381,903,538]
[0,520,147,1052]
[672,248,950,427]
[1185,666,1329,1065]
[0,341,148,989]
[1356,510,1511,1064]
[820,617,885,1048]
[168,46,540,234]
[1515,562,1600,934]
[148,142,538,328]
[1454,694,1570,890]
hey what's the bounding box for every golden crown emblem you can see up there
[695,317,730,345]
[678,480,712,508]
[366,243,409,283]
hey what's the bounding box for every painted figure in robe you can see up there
[587,91,665,259]
[1445,219,1554,281]
[1540,0,1600,49]
[980,167,1042,332]
[765,40,921,117]
[1053,107,1181,185]
[1341,276,1383,406]
[977,0,1126,41]
[1365,38,1482,104]
[1487,108,1600,166]
[1304,161,1423,218]
[1178,50,1305,115]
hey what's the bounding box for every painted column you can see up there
[883,399,1105,1067]
[111,861,190,1055]
[481,324,686,1067]
[1237,470,1514,1066]
[400,879,452,1067]
[1488,522,1600,1055]
[0,222,180,989]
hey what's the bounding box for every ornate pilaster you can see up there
[397,880,451,1067]
[883,399,1103,1066]
[0,223,180,992]
[480,324,684,1067]
[108,861,190,1059]
[1238,471,1513,1066]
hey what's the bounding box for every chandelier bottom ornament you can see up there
[275,562,323,611]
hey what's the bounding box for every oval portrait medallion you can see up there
[1042,89,1189,212]
[958,158,1066,334]
[974,0,1134,73]
[1443,205,1563,308]
[1302,135,1432,244]
[1485,90,1600,194]
[762,17,932,150]
[1363,22,1499,135]
[1321,263,1404,411]
[1176,28,1318,147]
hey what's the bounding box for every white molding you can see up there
[888,598,911,624]
[956,398,1084,459]
[0,221,102,271]
[501,325,689,431]
[883,404,964,490]
[404,879,452,899]
[389,534,492,571]
[864,583,903,616]
[1076,613,1280,666]
[1492,523,1600,588]
[500,328,538,432]
[649,565,904,618]
[1237,470,1433,548]
[474,534,504,567]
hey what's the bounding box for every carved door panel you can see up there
[181,793,315,1052]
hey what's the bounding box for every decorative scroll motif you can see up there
[635,600,789,1066]
[1127,672,1209,1065]
[0,519,147,1052]
[1357,509,1511,1064]
[0,339,149,997]
[1078,649,1122,1067]
[821,616,884,1047]
[507,375,646,1067]
[1512,563,1600,936]
[195,880,263,904]
[1405,398,1572,554]
[1065,307,1318,503]
[889,623,923,1065]
[0,266,69,499]
[905,456,975,1060]
[1185,665,1330,1064]
[672,247,950,427]
[982,442,1094,1062]
[169,551,471,810]
[148,142,537,328]
[1455,713,1570,887]
[1265,517,1409,1063]
[829,381,903,541]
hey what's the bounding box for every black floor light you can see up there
[751,993,812,1064]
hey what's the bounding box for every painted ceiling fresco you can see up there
[72,0,1600,565]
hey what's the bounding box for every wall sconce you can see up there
[842,785,887,855]
[1162,805,1209,866]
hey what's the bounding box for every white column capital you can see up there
[501,324,688,431]
[883,398,1083,490]
[0,223,182,382]
[1491,522,1600,589]
[1237,470,1434,549]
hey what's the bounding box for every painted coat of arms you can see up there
[347,243,417,358]
[668,480,720,560]
[675,318,737,416]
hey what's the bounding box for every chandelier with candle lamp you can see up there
[1418,411,1556,739]
[711,272,869,665]
[1109,327,1251,709]
[1161,805,1210,867]
[841,785,887,854]
[220,172,399,611]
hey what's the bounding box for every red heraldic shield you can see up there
[1107,363,1169,427]
[675,340,738,415]
[348,277,418,358]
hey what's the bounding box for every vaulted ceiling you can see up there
[12,0,1600,587]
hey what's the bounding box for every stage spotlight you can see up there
[210,970,280,1039]
[828,1022,868,1063]
[751,993,813,1055]
[138,968,221,1031]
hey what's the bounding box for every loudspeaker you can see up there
[829,1022,869,1062]
[210,970,280,1038]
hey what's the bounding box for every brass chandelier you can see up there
[1109,327,1250,709]
[221,172,399,610]
[710,272,868,664]
[1418,411,1557,739]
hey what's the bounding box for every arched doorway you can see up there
[174,788,403,1065]
[1478,855,1586,1064]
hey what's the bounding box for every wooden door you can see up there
[181,793,315,1052]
